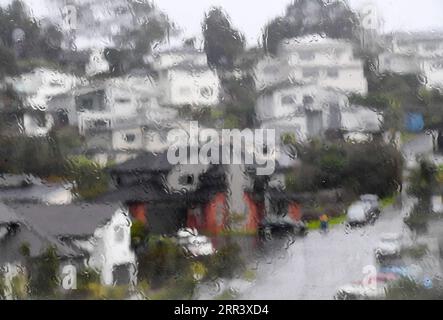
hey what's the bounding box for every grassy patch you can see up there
[381,195,396,208]
[401,132,418,144]
[242,269,256,282]
[306,214,347,230]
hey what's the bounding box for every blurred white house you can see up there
[256,83,382,144]
[256,84,348,142]
[148,47,220,107]
[255,35,368,95]
[379,32,443,89]
[6,68,84,136]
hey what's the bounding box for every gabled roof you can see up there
[110,151,173,173]
[97,184,183,203]
[10,203,121,238]
[0,203,80,263]
[0,203,22,225]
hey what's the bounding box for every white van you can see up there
[347,195,380,226]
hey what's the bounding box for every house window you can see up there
[281,95,297,106]
[34,112,47,127]
[115,98,131,104]
[179,174,194,185]
[50,80,63,87]
[124,133,136,143]
[200,86,214,99]
[114,6,129,15]
[327,68,339,78]
[299,51,315,61]
[114,225,125,243]
[80,98,94,110]
[89,119,110,130]
[76,91,105,112]
[56,109,69,126]
[302,68,319,78]
[303,95,314,105]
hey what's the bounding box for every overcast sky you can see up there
[1,0,443,45]
[153,0,443,44]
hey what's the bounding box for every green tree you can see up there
[203,7,245,70]
[65,156,109,200]
[0,1,63,63]
[263,0,359,54]
[287,141,403,197]
[0,45,18,77]
[405,159,437,233]
[29,246,60,298]
[114,1,173,66]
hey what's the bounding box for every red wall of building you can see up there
[244,192,264,232]
[203,192,228,235]
[288,202,302,221]
[187,192,265,235]
[128,202,147,225]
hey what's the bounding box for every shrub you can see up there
[137,237,189,288]
[207,242,244,279]
[29,246,60,298]
[65,156,109,200]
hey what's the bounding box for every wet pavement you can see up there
[240,203,408,300]
[239,134,435,300]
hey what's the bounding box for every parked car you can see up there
[346,195,380,226]
[176,228,215,257]
[258,216,307,241]
[374,233,424,264]
[374,233,403,262]
[335,273,399,300]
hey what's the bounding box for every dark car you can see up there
[258,216,307,241]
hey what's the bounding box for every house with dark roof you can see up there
[103,148,266,236]
[0,202,136,291]
[0,203,78,298]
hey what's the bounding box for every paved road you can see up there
[239,134,433,300]
[240,204,408,300]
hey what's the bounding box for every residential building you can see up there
[340,104,383,143]
[102,147,265,236]
[379,32,443,89]
[70,75,178,163]
[256,83,383,144]
[256,84,349,143]
[0,203,79,299]
[9,203,136,286]
[5,68,84,136]
[149,48,220,107]
[255,35,368,95]
[0,179,73,205]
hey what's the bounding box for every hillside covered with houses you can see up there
[1,0,443,300]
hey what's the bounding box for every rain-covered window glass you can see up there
[281,95,297,106]
[1,0,443,303]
